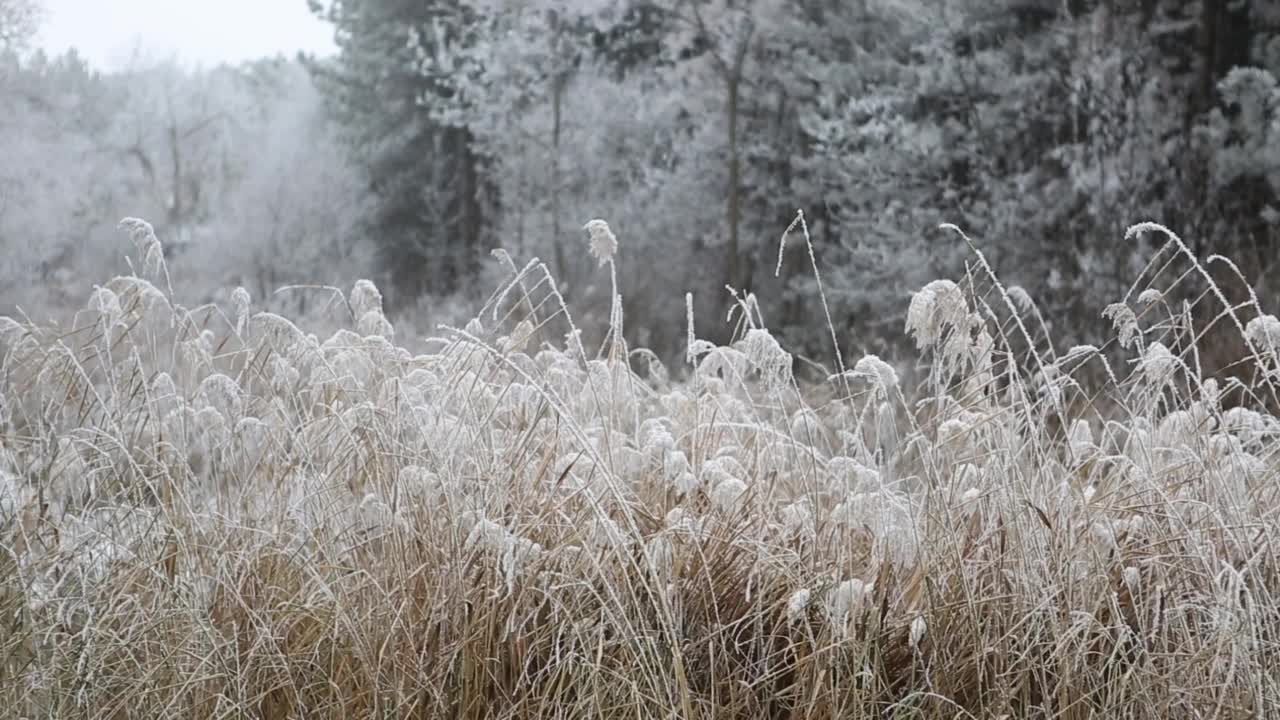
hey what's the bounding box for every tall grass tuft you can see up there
[0,217,1278,718]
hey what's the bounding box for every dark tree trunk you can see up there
[726,75,742,295]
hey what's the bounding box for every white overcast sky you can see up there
[36,0,337,70]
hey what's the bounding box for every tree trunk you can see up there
[167,124,182,229]
[548,7,570,288]
[551,71,568,285]
[726,75,742,294]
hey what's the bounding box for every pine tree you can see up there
[310,0,494,301]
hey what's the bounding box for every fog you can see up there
[36,0,335,69]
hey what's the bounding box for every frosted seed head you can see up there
[939,327,978,376]
[589,514,631,549]
[1102,303,1140,349]
[664,507,702,536]
[696,346,748,388]
[701,454,741,484]
[143,243,164,276]
[1223,407,1269,449]
[640,418,675,453]
[106,276,167,313]
[268,356,299,395]
[1068,419,1095,464]
[399,461,440,497]
[194,405,230,450]
[673,471,699,495]
[500,319,534,355]
[497,537,534,595]
[937,414,977,458]
[736,328,792,390]
[558,328,584,361]
[909,616,928,650]
[333,348,374,391]
[151,371,177,400]
[88,287,122,325]
[789,408,823,444]
[644,535,674,579]
[583,219,618,266]
[357,310,395,340]
[850,354,899,396]
[779,499,814,535]
[231,286,250,315]
[662,447,689,478]
[1208,432,1243,462]
[786,588,811,623]
[972,328,995,368]
[828,456,880,493]
[1007,286,1034,313]
[905,280,968,350]
[1122,566,1141,590]
[350,279,384,319]
[1090,521,1118,550]
[710,476,747,512]
[118,217,161,256]
[1246,314,1280,351]
[1140,342,1177,386]
[234,417,270,457]
[825,578,872,637]
[466,517,512,553]
[833,578,867,608]
[197,373,244,419]
[1201,378,1221,406]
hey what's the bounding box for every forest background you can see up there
[3,0,1279,370]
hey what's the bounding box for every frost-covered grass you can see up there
[1,217,1279,718]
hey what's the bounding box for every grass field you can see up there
[0,217,1278,718]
